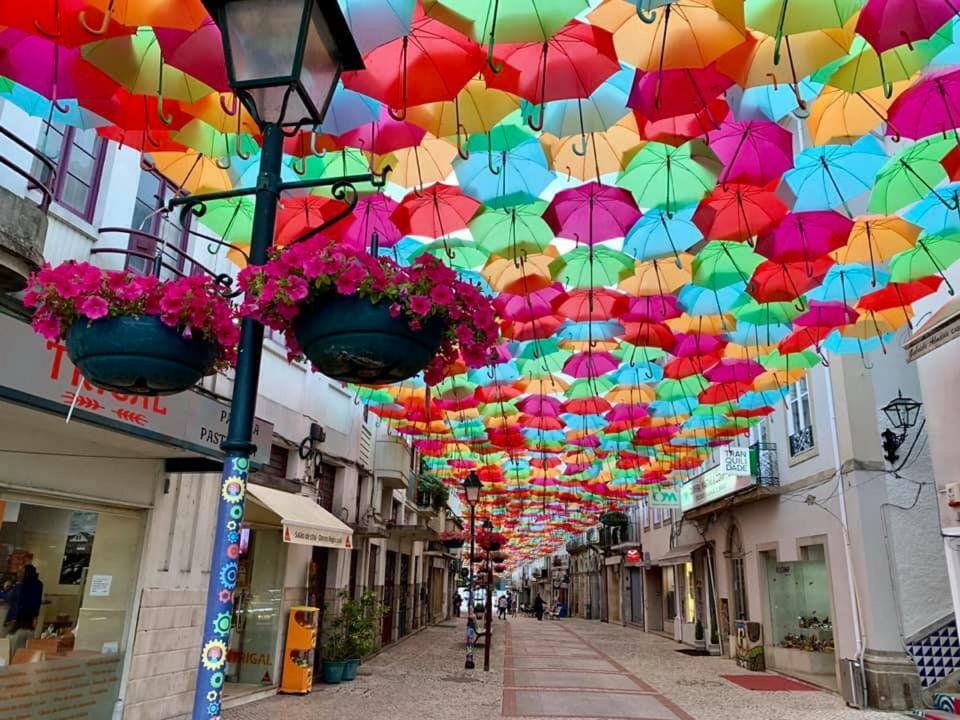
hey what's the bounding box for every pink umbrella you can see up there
[857,0,958,53]
[794,300,859,328]
[543,182,641,244]
[605,404,650,423]
[338,107,427,154]
[755,211,854,264]
[711,121,794,186]
[563,351,619,378]
[516,395,564,418]
[887,69,960,141]
[672,332,726,358]
[496,285,566,322]
[342,194,403,251]
[703,358,765,384]
[635,425,680,444]
[562,397,613,415]
[154,18,230,93]
[627,65,734,123]
[622,295,682,323]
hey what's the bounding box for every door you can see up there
[399,553,410,637]
[629,568,644,626]
[646,569,663,631]
[382,551,396,645]
[308,546,329,677]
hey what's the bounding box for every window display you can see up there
[764,545,834,653]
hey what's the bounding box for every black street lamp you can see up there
[462,471,482,669]
[183,3,370,718]
[880,391,923,466]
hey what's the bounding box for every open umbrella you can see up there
[692,240,764,289]
[782,135,888,215]
[711,121,794,185]
[0,0,134,46]
[339,0,417,55]
[808,83,907,145]
[627,64,734,122]
[887,69,960,141]
[454,136,555,208]
[856,0,958,53]
[745,0,861,65]
[153,18,230,93]
[889,231,960,294]
[617,139,721,215]
[869,135,954,214]
[692,184,788,242]
[833,215,920,283]
[623,205,703,263]
[544,182,641,244]
[391,183,482,238]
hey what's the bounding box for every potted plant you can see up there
[320,611,348,684]
[239,236,499,385]
[439,530,465,550]
[24,262,239,395]
[340,591,385,681]
[418,476,450,511]
[475,530,508,553]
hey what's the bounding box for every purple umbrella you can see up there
[544,182,642,244]
[343,194,404,251]
[711,121,794,186]
[888,69,960,141]
[621,295,682,323]
[857,0,958,53]
[563,351,619,378]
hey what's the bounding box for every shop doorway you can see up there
[629,568,644,626]
[399,553,410,637]
[645,569,663,631]
[228,527,285,688]
[382,551,396,645]
[308,545,329,678]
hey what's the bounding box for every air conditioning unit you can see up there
[735,620,765,672]
[839,658,865,708]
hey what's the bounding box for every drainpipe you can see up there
[824,366,868,706]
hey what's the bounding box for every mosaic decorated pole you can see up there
[192,124,284,720]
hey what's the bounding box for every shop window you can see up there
[682,561,696,623]
[728,525,748,622]
[316,463,337,512]
[0,499,142,716]
[787,377,815,458]
[33,121,107,222]
[764,545,833,655]
[749,419,769,446]
[641,501,650,530]
[127,170,193,276]
[663,566,677,622]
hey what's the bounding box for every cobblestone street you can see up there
[223,617,894,720]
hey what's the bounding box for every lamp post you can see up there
[187,3,364,718]
[481,518,494,672]
[462,471,482,669]
[880,390,923,466]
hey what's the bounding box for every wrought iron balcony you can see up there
[788,427,815,459]
[749,442,780,487]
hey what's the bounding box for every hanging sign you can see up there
[720,447,752,476]
[648,485,680,508]
[625,549,642,565]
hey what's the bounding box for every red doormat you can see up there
[720,674,819,691]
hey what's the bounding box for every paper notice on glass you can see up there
[89,574,112,597]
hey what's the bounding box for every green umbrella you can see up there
[818,26,952,97]
[173,119,259,167]
[300,149,381,196]
[0,77,14,94]
[617,140,721,215]
[566,377,615,398]
[470,204,554,258]
[691,241,764,290]
[869,136,953,214]
[550,246,634,288]
[889,231,960,294]
[733,298,803,324]
[410,238,490,270]
[195,197,255,245]
[758,348,821,370]
[518,346,572,377]
[746,0,862,64]
[657,376,708,402]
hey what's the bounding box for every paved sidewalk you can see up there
[224,617,896,720]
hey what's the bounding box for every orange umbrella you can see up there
[619,255,694,295]
[482,248,560,294]
[80,0,209,33]
[541,116,644,181]
[807,82,912,145]
[832,216,920,282]
[151,151,232,194]
[374,136,456,190]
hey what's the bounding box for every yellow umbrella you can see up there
[832,216,920,271]
[541,116,644,181]
[526,376,570,394]
[619,255,694,295]
[754,369,806,391]
[181,93,260,136]
[725,342,777,360]
[807,81,911,145]
[80,0,208,32]
[373,136,457,190]
[667,314,733,334]
[605,385,657,403]
[406,78,519,152]
[590,0,745,71]
[151,151,232,194]
[717,26,853,89]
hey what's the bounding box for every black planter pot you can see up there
[66,315,217,396]
[293,294,445,385]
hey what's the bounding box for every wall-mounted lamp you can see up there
[880,391,922,465]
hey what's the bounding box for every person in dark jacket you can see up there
[533,593,545,621]
[3,565,43,652]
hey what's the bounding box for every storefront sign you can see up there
[0,654,122,720]
[720,447,751,475]
[0,314,273,464]
[625,549,642,565]
[680,465,757,512]
[648,484,681,508]
[282,523,352,549]
[905,295,960,363]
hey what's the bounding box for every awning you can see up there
[245,483,353,549]
[656,543,705,565]
[905,294,960,363]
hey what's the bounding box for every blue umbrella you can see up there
[538,63,634,140]
[726,321,792,346]
[454,138,555,209]
[610,361,664,384]
[319,83,381,136]
[0,83,108,128]
[807,264,889,303]
[338,0,416,55]
[782,135,887,215]
[824,331,891,356]
[740,389,788,409]
[677,282,747,316]
[467,361,520,384]
[561,414,608,431]
[623,205,702,262]
[904,183,960,233]
[555,320,625,342]
[649,399,699,417]
[726,79,823,122]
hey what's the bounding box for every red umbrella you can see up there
[755,211,854,264]
[544,182,642,244]
[663,353,721,378]
[391,184,481,237]
[555,289,629,321]
[857,275,943,328]
[475,384,524,403]
[778,326,834,354]
[562,396,613,414]
[274,196,352,247]
[634,99,729,145]
[487,21,620,130]
[711,121,794,186]
[627,65,733,122]
[342,10,482,120]
[856,0,958,53]
[502,314,565,341]
[154,18,230,93]
[699,381,752,404]
[748,257,835,303]
[1,1,134,46]
[887,69,960,141]
[622,321,676,350]
[338,107,427,154]
[693,184,788,242]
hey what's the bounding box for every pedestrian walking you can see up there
[497,593,508,620]
[533,593,545,622]
[505,590,513,618]
[453,591,461,617]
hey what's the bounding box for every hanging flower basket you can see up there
[439,531,465,549]
[241,236,499,386]
[476,530,508,552]
[25,263,238,396]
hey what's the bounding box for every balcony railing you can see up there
[0,125,56,212]
[788,427,815,458]
[749,442,780,487]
